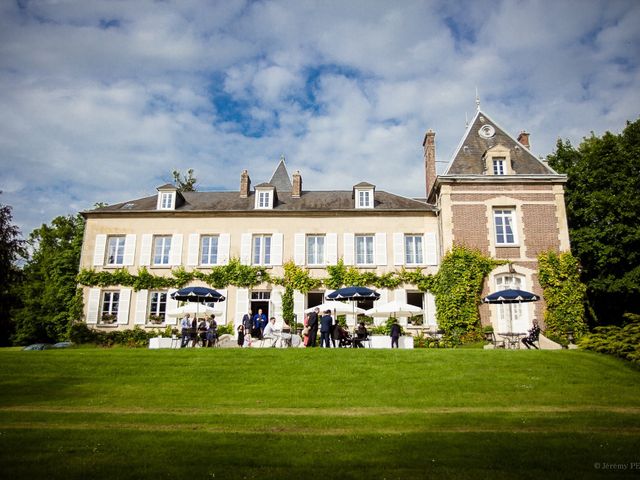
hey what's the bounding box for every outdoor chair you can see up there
[484,331,505,349]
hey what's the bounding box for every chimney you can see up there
[423,129,436,199]
[292,170,302,198]
[517,131,530,149]
[239,169,251,198]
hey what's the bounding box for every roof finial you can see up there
[475,87,480,111]
[280,154,285,163]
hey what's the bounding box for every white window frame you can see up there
[495,274,527,332]
[153,235,172,266]
[252,234,272,265]
[404,235,424,265]
[158,192,175,210]
[255,190,273,209]
[101,291,120,324]
[200,235,219,266]
[493,157,506,175]
[355,189,373,208]
[148,291,167,323]
[306,235,325,266]
[355,234,375,265]
[106,236,126,266]
[494,209,518,245]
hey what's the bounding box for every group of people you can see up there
[237,309,293,347]
[301,307,401,348]
[179,313,218,348]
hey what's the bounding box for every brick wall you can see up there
[522,204,561,257]
[452,204,489,254]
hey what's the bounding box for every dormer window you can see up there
[493,157,506,175]
[156,184,182,211]
[254,184,275,210]
[353,183,375,209]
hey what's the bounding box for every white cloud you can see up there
[0,0,639,236]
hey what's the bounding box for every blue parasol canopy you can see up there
[482,289,539,304]
[326,286,380,301]
[171,286,226,303]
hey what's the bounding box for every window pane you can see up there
[264,236,271,264]
[201,236,218,265]
[253,237,261,264]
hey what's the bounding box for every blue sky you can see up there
[1,0,639,237]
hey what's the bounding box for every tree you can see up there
[12,214,85,345]
[0,193,26,346]
[172,168,197,192]
[547,118,640,325]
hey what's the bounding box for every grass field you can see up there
[0,348,639,479]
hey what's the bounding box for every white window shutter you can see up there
[134,290,148,325]
[294,233,305,266]
[375,233,387,266]
[117,288,131,325]
[393,233,404,266]
[214,288,227,325]
[87,288,101,324]
[394,288,407,304]
[165,289,178,325]
[218,234,230,265]
[140,234,152,266]
[240,234,252,265]
[170,234,183,266]
[326,233,338,265]
[378,289,389,304]
[123,234,136,266]
[294,291,304,324]
[271,233,283,266]
[424,232,438,266]
[343,233,354,265]
[187,234,200,266]
[425,292,437,327]
[235,288,249,325]
[93,234,107,266]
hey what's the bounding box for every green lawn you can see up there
[0,348,639,479]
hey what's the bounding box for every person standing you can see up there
[390,318,401,348]
[242,309,253,337]
[253,308,267,339]
[307,307,320,347]
[320,310,333,348]
[180,313,191,348]
[237,324,245,347]
[206,314,218,347]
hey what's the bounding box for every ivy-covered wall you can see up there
[77,245,503,342]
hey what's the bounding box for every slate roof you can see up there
[86,190,434,215]
[445,110,554,175]
[268,158,293,192]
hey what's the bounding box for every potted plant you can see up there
[148,314,164,325]
[101,314,117,324]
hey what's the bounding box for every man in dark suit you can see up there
[307,307,320,347]
[320,310,333,348]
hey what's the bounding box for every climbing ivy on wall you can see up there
[77,246,501,343]
[431,245,504,342]
[538,250,588,340]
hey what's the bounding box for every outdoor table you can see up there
[499,332,525,349]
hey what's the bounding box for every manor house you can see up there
[80,109,569,334]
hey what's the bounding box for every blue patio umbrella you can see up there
[483,289,539,333]
[326,286,380,326]
[171,286,225,304]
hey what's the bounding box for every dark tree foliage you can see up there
[0,193,26,346]
[547,118,640,326]
[172,168,197,192]
[12,214,85,345]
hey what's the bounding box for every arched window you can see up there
[494,274,528,333]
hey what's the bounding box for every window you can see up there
[101,291,119,324]
[356,189,373,208]
[106,236,126,265]
[495,275,525,331]
[148,291,167,323]
[355,235,374,265]
[200,235,219,265]
[493,157,505,175]
[405,235,424,265]
[494,209,517,245]
[159,192,174,210]
[256,190,272,209]
[153,235,172,265]
[252,235,272,265]
[307,235,325,265]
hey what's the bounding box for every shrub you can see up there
[578,315,640,364]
